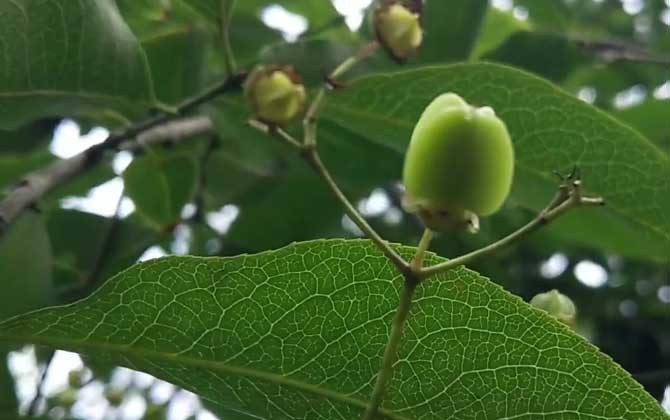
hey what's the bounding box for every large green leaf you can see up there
[414,0,488,64]
[0,240,665,419]
[0,0,155,129]
[324,63,670,261]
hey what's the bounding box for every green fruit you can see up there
[245,65,306,126]
[56,389,78,409]
[530,289,577,326]
[374,3,423,61]
[105,388,124,406]
[402,93,514,232]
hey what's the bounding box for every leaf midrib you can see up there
[0,333,409,420]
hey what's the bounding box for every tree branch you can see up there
[418,176,605,279]
[122,116,214,151]
[0,74,245,237]
[574,37,670,66]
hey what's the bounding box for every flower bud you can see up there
[56,389,78,409]
[530,289,577,326]
[245,65,306,126]
[105,388,124,407]
[374,2,423,61]
[402,93,514,233]
[68,370,84,388]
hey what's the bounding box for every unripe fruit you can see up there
[245,66,306,126]
[68,370,84,388]
[402,93,514,233]
[105,388,124,407]
[374,2,423,61]
[56,389,78,409]
[530,289,577,326]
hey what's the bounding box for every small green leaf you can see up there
[324,63,670,261]
[0,211,54,322]
[47,209,158,289]
[141,26,209,104]
[0,0,156,129]
[471,8,530,58]
[0,240,665,419]
[124,153,199,228]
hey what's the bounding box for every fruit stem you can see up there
[418,178,605,280]
[410,228,433,272]
[361,277,417,420]
[303,41,380,147]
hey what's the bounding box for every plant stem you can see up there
[247,121,409,272]
[27,350,55,416]
[247,120,303,149]
[303,41,379,147]
[220,0,237,76]
[410,229,433,272]
[362,278,417,420]
[303,148,410,274]
[418,184,605,279]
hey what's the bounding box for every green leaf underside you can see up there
[0,240,664,419]
[0,0,155,130]
[123,154,199,227]
[324,63,670,261]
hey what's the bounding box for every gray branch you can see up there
[0,116,214,235]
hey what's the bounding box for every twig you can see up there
[190,136,220,223]
[574,37,670,66]
[248,120,410,274]
[303,41,379,147]
[219,0,237,75]
[303,147,409,273]
[361,278,417,420]
[83,187,126,287]
[121,117,214,151]
[418,176,605,279]
[0,74,245,237]
[410,229,433,272]
[27,350,55,416]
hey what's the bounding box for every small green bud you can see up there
[402,93,515,233]
[374,2,423,61]
[530,289,577,326]
[245,65,306,126]
[145,403,167,420]
[57,389,78,409]
[105,388,124,407]
[68,369,83,388]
